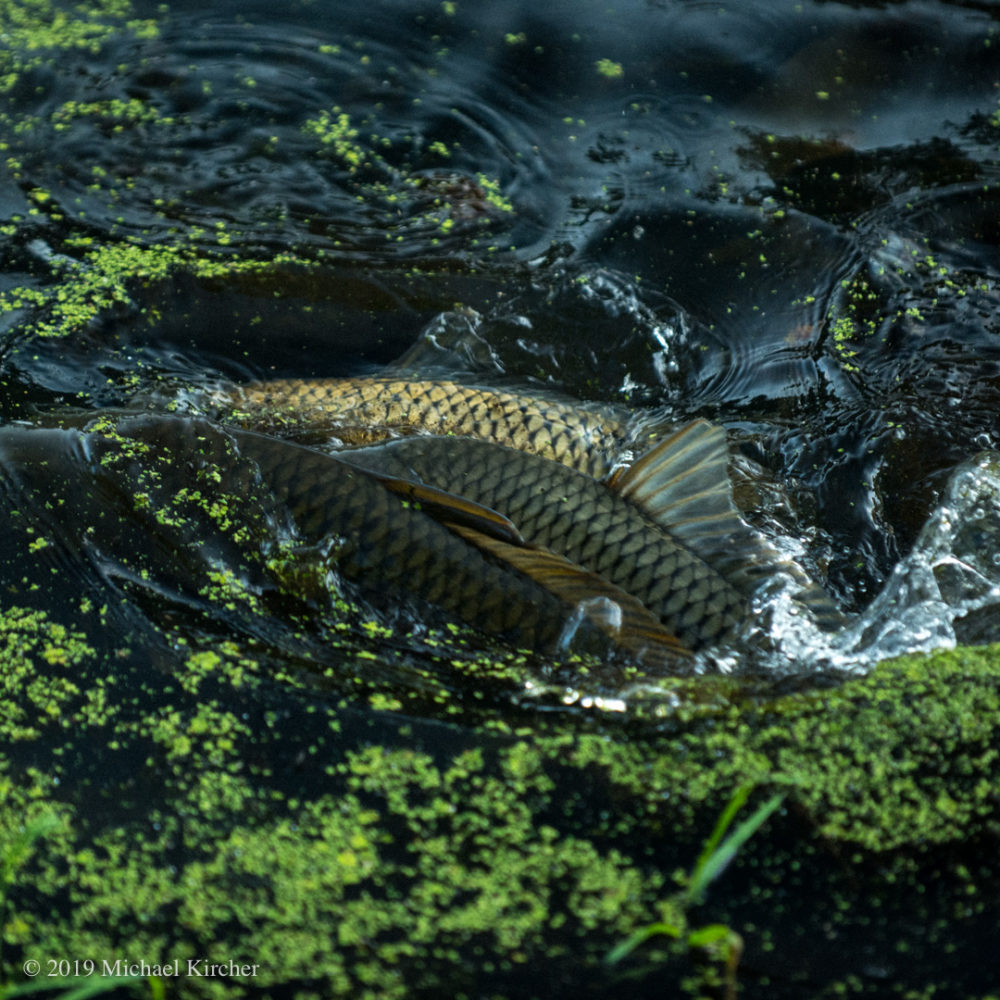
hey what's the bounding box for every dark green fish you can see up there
[3,414,686,664]
[342,422,843,651]
[222,376,653,478]
[228,418,688,662]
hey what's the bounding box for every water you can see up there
[1,0,999,687]
[3,1,1000,996]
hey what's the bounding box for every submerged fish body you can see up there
[228,427,582,650]
[224,376,651,478]
[4,414,687,664]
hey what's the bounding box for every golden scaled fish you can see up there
[219,376,657,479]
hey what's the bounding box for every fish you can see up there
[341,421,844,651]
[227,417,690,663]
[217,376,841,649]
[220,376,658,478]
[2,414,688,665]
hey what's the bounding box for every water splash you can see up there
[730,450,1000,683]
[846,451,1000,659]
[530,448,1000,721]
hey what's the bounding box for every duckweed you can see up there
[1,587,998,998]
[0,0,157,95]
[595,58,624,80]
[1,3,998,997]
[0,240,316,341]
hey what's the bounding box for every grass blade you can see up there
[686,790,784,905]
[605,921,682,966]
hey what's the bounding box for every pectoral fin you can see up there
[370,470,527,546]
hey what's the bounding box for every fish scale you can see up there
[225,422,670,654]
[342,435,749,650]
[225,376,638,477]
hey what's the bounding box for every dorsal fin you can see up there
[446,522,693,665]
[610,420,845,627]
[609,420,744,557]
[369,470,527,547]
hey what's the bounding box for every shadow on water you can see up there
[2,1,1000,997]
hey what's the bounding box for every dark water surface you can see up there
[3,1,1000,997]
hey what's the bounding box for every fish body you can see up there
[8,398,836,664]
[224,376,651,478]
[16,414,683,663]
[221,377,840,649]
[235,431,576,648]
[342,427,754,651]
[230,420,688,662]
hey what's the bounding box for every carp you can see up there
[221,375,657,478]
[341,421,842,651]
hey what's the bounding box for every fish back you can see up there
[227,377,632,477]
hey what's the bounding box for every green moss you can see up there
[179,647,255,695]
[0,3,517,354]
[0,9,997,992]
[300,105,513,235]
[303,108,368,169]
[0,0,157,95]
[825,272,880,373]
[50,97,167,130]
[825,246,988,377]
[556,644,1000,852]
[475,173,514,214]
[1,621,998,997]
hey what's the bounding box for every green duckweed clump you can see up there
[0,1,158,96]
